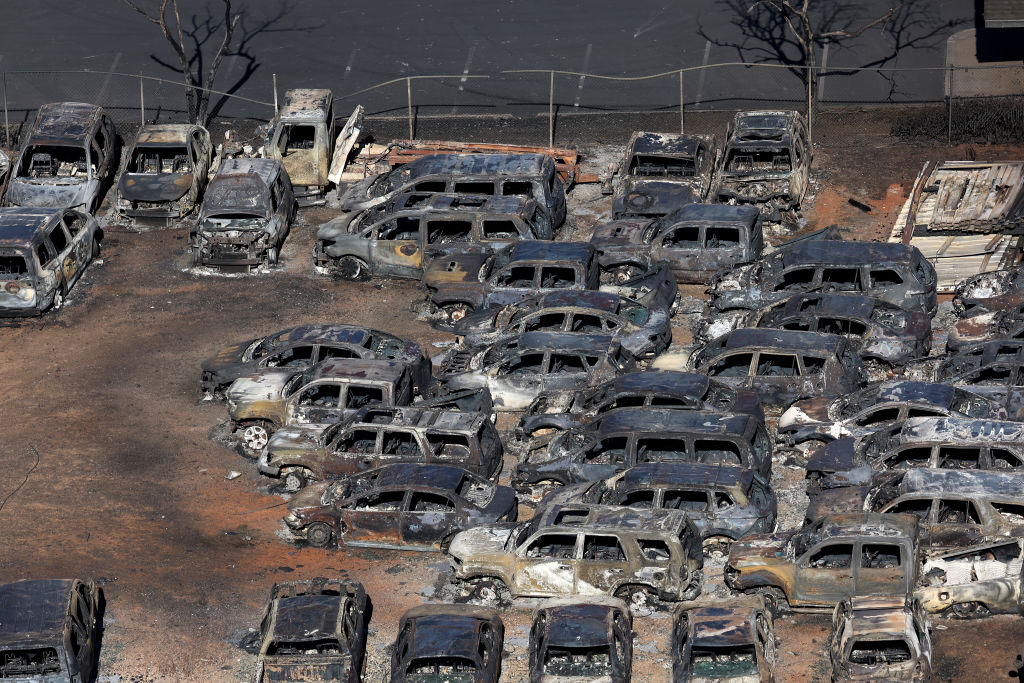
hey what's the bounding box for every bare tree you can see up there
[123,0,240,125]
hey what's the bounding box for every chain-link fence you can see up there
[1,63,1021,154]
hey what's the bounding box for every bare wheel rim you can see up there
[305,522,333,548]
[702,535,733,559]
[338,256,365,280]
[243,424,269,451]
[444,304,469,323]
[283,469,307,492]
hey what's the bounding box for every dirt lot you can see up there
[2,127,1023,682]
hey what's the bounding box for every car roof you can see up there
[780,293,877,320]
[30,102,102,143]
[134,124,193,146]
[541,602,617,648]
[593,408,753,437]
[282,324,375,347]
[399,153,552,179]
[370,463,473,492]
[715,328,847,355]
[350,405,485,431]
[0,208,60,247]
[536,290,621,312]
[687,606,758,647]
[537,502,689,535]
[900,468,1024,496]
[280,88,332,121]
[663,203,761,227]
[397,193,531,215]
[728,110,798,144]
[899,416,1024,444]
[867,381,958,408]
[509,240,595,263]
[271,594,340,642]
[306,358,407,383]
[781,240,916,268]
[612,371,710,398]
[620,463,754,490]
[844,596,914,639]
[513,331,616,354]
[214,157,281,185]
[628,132,703,158]
[812,513,918,541]
[0,579,73,645]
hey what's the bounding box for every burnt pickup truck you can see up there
[725,512,921,614]
[264,88,336,205]
[609,132,716,219]
[420,240,679,327]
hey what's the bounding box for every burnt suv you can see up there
[390,604,504,683]
[447,502,704,602]
[610,132,716,219]
[529,597,633,683]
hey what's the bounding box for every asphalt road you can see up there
[1,1,971,121]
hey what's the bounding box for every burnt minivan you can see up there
[338,153,566,233]
[591,203,763,283]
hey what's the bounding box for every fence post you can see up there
[407,77,414,140]
[139,72,145,126]
[548,71,555,148]
[946,66,953,146]
[2,72,8,150]
[679,70,685,134]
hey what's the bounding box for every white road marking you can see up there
[694,40,711,107]
[817,43,830,101]
[97,52,121,104]
[574,43,593,108]
[343,48,358,80]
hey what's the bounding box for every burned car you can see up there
[515,408,773,490]
[314,193,549,281]
[251,578,367,683]
[433,332,636,412]
[453,290,672,359]
[0,579,101,683]
[916,539,1024,618]
[511,370,765,456]
[390,604,504,683]
[952,265,1024,316]
[724,513,921,613]
[338,152,566,233]
[529,597,632,683]
[701,293,932,367]
[190,158,295,269]
[708,241,937,316]
[5,102,118,212]
[592,203,763,284]
[611,132,716,219]
[685,328,865,412]
[421,240,678,327]
[713,110,810,212]
[226,358,415,453]
[946,302,1024,353]
[447,502,704,602]
[543,463,777,556]
[778,381,1006,446]
[259,405,503,487]
[804,416,1024,492]
[284,463,517,549]
[806,468,1024,551]
[0,207,100,316]
[115,123,212,223]
[200,323,430,396]
[265,88,335,205]
[673,600,778,683]
[828,595,932,683]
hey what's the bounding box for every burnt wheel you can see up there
[702,535,734,560]
[336,256,369,281]
[949,601,990,619]
[91,238,100,258]
[615,584,655,611]
[304,522,333,548]
[282,468,311,492]
[440,302,473,325]
[191,246,202,267]
[240,421,273,455]
[267,246,279,265]
[756,587,790,618]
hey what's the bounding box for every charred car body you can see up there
[611,132,716,219]
[916,539,1024,618]
[543,463,777,555]
[673,600,778,683]
[701,293,931,366]
[0,579,101,683]
[433,331,635,412]
[115,123,212,223]
[447,502,704,601]
[0,207,100,316]
[200,323,430,396]
[725,513,921,613]
[805,416,1024,492]
[190,158,295,270]
[5,102,118,212]
[713,110,810,212]
[390,604,504,683]
[339,153,566,234]
[452,290,671,359]
[251,579,367,683]
[952,265,1024,316]
[529,597,632,683]
[284,463,516,550]
[315,193,549,281]
[686,328,865,412]
[265,88,335,205]
[828,595,932,683]
[515,408,773,489]
[259,405,503,486]
[592,203,763,284]
[946,302,1024,353]
[709,241,938,316]
[778,381,1005,446]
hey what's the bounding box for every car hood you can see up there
[6,178,89,209]
[589,219,649,247]
[615,179,699,216]
[778,397,832,430]
[118,172,192,202]
[260,656,353,682]
[804,486,869,522]
[201,339,255,373]
[728,532,792,565]
[287,481,331,513]
[806,438,858,474]
[267,424,326,453]
[225,370,295,403]
[448,523,519,559]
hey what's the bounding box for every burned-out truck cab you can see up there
[265,89,335,205]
